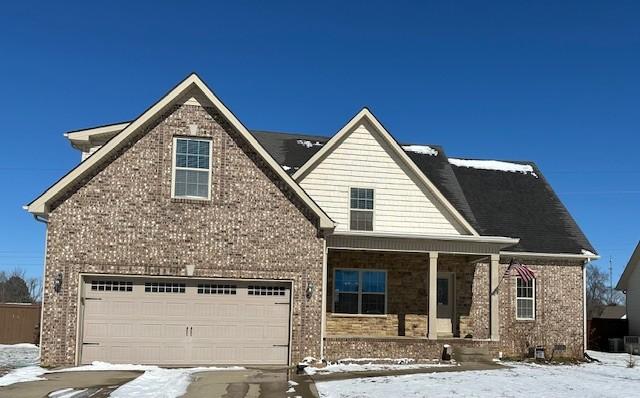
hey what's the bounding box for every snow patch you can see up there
[581,249,597,257]
[296,140,323,148]
[449,158,537,177]
[0,343,40,368]
[304,361,452,375]
[315,351,640,398]
[48,388,87,398]
[110,366,242,398]
[402,145,439,156]
[0,366,47,386]
[281,165,291,171]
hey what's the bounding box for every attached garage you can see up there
[79,276,292,366]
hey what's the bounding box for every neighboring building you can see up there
[596,305,626,320]
[27,74,598,367]
[616,242,640,336]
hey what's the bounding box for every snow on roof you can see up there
[402,145,439,156]
[449,158,537,177]
[296,139,323,148]
[581,249,597,257]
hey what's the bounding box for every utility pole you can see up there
[609,256,613,305]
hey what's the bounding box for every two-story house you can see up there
[27,74,598,367]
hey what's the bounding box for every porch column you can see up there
[428,252,438,340]
[490,254,500,341]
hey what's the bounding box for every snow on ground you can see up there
[305,361,454,375]
[0,358,242,392]
[402,145,439,156]
[0,343,40,368]
[110,366,242,398]
[315,351,640,398]
[448,158,537,177]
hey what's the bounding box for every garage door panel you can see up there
[81,277,291,365]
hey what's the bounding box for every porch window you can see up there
[172,137,212,199]
[334,269,386,315]
[516,277,535,320]
[350,188,374,231]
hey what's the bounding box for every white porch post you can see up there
[490,254,500,341]
[428,252,439,340]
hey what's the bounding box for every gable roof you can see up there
[291,108,480,236]
[26,74,335,230]
[252,130,597,256]
[616,241,640,290]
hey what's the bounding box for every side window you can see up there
[173,137,211,199]
[516,277,535,320]
[350,188,374,231]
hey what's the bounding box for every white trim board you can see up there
[26,73,335,230]
[292,108,479,236]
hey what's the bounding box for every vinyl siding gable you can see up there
[299,121,468,235]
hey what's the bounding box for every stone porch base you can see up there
[324,336,500,362]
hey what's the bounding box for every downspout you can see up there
[32,214,48,352]
[583,259,588,354]
[320,239,328,360]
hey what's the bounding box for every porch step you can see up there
[452,346,493,363]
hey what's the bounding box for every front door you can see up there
[436,272,454,337]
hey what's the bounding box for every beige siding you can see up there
[628,264,640,335]
[300,122,467,235]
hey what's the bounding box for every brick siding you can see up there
[41,101,325,366]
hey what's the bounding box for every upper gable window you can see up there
[172,137,212,199]
[350,188,374,231]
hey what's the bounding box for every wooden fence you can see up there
[0,303,41,344]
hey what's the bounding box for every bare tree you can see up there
[587,263,624,319]
[0,268,42,304]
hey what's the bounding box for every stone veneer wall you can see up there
[41,101,325,366]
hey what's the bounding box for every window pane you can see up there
[186,183,198,197]
[176,154,187,168]
[437,278,449,305]
[199,141,209,155]
[350,210,373,231]
[176,139,188,154]
[187,139,199,155]
[175,182,186,196]
[335,292,358,314]
[175,169,187,183]
[197,155,209,169]
[350,188,374,210]
[517,299,533,319]
[362,294,385,314]
[335,270,358,292]
[363,271,385,293]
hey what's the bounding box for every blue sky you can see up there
[0,1,638,284]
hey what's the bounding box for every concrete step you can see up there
[452,346,493,363]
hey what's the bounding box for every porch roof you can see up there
[326,230,519,255]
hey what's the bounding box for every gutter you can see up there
[501,251,600,261]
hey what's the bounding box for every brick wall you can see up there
[41,101,325,366]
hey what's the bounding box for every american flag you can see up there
[504,258,535,283]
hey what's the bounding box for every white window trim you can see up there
[332,268,387,315]
[348,186,375,231]
[171,136,213,200]
[515,277,536,321]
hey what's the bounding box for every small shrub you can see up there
[627,352,636,368]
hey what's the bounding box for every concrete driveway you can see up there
[0,368,318,398]
[0,370,142,398]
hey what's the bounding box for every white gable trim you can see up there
[616,241,640,290]
[26,74,335,230]
[292,108,479,236]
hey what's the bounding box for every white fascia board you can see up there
[330,230,519,245]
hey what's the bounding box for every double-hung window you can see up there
[516,277,535,320]
[172,137,212,199]
[334,269,386,315]
[350,188,374,231]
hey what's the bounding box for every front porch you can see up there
[322,243,505,360]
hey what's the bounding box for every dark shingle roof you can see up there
[251,130,596,255]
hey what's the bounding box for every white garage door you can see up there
[80,276,291,365]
